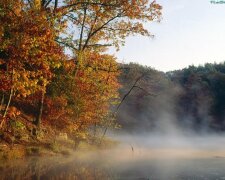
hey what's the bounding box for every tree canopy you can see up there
[0,0,162,144]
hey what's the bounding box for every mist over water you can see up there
[3,96,225,179]
[102,112,225,179]
[100,127,225,179]
[2,129,225,179]
[3,100,225,180]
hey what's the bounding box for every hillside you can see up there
[117,62,225,133]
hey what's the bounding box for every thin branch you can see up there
[41,0,46,7]
[133,86,157,96]
[55,39,77,50]
[65,14,89,29]
[64,14,77,21]
[54,0,58,11]
[78,5,87,51]
[44,0,53,8]
[27,0,32,7]
[115,73,145,113]
[61,2,121,11]
[82,5,102,49]
[85,64,118,73]
[82,10,125,50]
[85,43,112,47]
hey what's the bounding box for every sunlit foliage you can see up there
[0,0,162,144]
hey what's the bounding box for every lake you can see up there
[1,134,225,180]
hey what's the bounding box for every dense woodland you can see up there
[118,62,225,133]
[0,0,162,147]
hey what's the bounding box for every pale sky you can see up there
[110,0,225,72]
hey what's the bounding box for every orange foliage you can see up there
[44,52,120,131]
[0,0,64,97]
[57,0,162,51]
[0,0,162,139]
[74,52,120,128]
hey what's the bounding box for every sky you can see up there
[110,0,225,72]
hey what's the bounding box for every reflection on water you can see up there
[2,135,225,180]
[0,155,114,180]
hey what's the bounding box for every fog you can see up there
[3,84,225,180]
[3,96,225,180]
[112,131,225,158]
[2,134,225,180]
[100,113,225,179]
[2,129,225,179]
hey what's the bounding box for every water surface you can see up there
[1,135,225,180]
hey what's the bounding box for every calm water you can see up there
[1,135,225,180]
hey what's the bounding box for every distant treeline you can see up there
[117,62,225,133]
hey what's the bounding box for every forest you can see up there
[118,62,225,133]
[0,0,162,156]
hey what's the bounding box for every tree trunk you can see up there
[0,93,4,112]
[35,90,45,127]
[2,88,13,118]
[0,89,13,129]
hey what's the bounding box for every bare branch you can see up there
[78,5,87,51]
[41,0,46,7]
[85,43,112,47]
[115,73,145,113]
[84,64,118,73]
[82,10,125,50]
[55,39,77,50]
[54,0,58,11]
[44,0,53,8]
[133,86,157,96]
[61,2,121,11]
[27,0,32,7]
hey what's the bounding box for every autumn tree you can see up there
[33,0,160,137]
[45,51,120,141]
[25,0,162,61]
[0,0,162,144]
[53,0,162,55]
[0,0,65,128]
